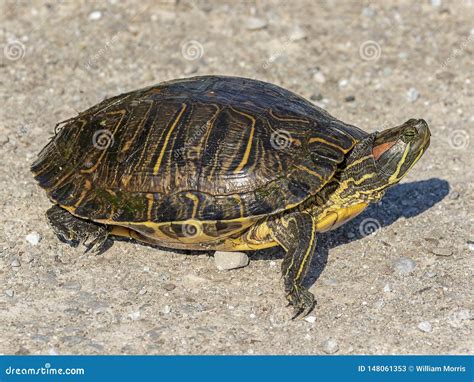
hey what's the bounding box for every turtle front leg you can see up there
[269,212,318,319]
[46,205,110,254]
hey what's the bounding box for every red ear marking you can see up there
[372,141,396,160]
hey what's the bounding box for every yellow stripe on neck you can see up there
[389,143,411,183]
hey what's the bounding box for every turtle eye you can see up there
[402,127,417,142]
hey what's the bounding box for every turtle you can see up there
[31,75,430,318]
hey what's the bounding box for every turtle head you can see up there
[372,118,430,186]
[340,119,430,204]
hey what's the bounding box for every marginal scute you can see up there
[31,75,368,224]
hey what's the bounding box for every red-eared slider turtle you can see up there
[31,76,431,317]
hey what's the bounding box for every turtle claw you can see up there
[47,205,110,254]
[81,226,110,254]
[83,234,109,255]
[287,287,316,320]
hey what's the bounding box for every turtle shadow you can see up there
[252,178,450,288]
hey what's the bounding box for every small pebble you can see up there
[455,309,471,321]
[448,309,472,328]
[322,338,339,354]
[417,321,432,333]
[362,6,375,17]
[11,259,21,267]
[406,87,420,102]
[25,232,41,246]
[310,93,323,101]
[374,299,385,309]
[138,287,147,295]
[383,283,392,293]
[214,251,249,271]
[345,95,356,102]
[163,283,176,291]
[467,241,474,251]
[448,191,460,200]
[245,17,267,30]
[128,310,140,321]
[88,11,102,21]
[338,79,349,88]
[304,315,316,323]
[424,237,440,246]
[430,247,452,257]
[289,26,306,41]
[313,71,326,84]
[5,289,14,297]
[163,305,171,314]
[393,256,416,275]
[431,0,442,7]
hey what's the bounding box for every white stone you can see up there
[447,309,471,327]
[383,283,392,293]
[289,26,306,41]
[456,309,471,320]
[89,11,102,21]
[362,6,375,17]
[338,79,349,88]
[313,71,326,84]
[11,259,21,267]
[128,310,140,321]
[163,305,171,314]
[245,17,267,30]
[25,232,41,246]
[406,87,420,102]
[322,338,339,354]
[418,321,432,332]
[393,257,416,275]
[214,251,249,271]
[304,315,316,323]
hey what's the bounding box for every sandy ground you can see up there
[0,0,473,355]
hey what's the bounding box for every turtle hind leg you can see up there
[46,205,111,254]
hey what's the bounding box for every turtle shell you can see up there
[32,76,366,226]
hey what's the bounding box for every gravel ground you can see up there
[0,0,472,355]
